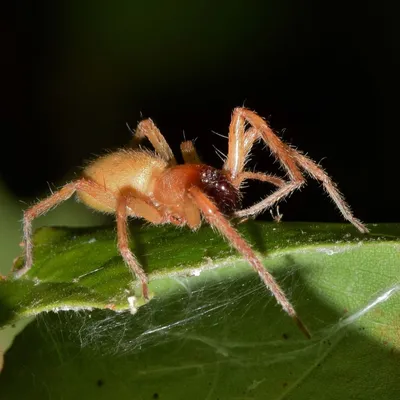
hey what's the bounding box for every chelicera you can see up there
[14,107,368,338]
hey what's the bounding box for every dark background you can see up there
[6,1,400,224]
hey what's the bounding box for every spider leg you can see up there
[188,185,311,338]
[233,171,285,188]
[15,179,109,278]
[290,151,368,233]
[116,190,149,299]
[243,127,261,161]
[226,108,368,233]
[233,171,286,224]
[18,176,164,299]
[180,140,202,164]
[226,125,286,188]
[132,118,177,164]
[223,108,247,179]
[236,180,304,219]
[270,205,283,223]
[124,187,165,224]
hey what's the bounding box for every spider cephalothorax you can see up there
[14,107,368,338]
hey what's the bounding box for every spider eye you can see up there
[199,167,241,215]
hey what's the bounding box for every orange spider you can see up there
[14,108,368,338]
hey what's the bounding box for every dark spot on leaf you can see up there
[282,333,289,340]
[283,382,288,387]
[97,379,104,387]
[153,393,159,399]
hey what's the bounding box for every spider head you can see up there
[199,166,241,215]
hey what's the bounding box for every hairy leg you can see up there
[133,118,177,164]
[291,151,368,233]
[233,171,285,188]
[180,140,202,164]
[226,108,368,233]
[188,186,311,338]
[234,171,286,223]
[116,193,149,299]
[15,179,113,277]
[223,108,247,179]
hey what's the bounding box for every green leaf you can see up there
[0,222,399,399]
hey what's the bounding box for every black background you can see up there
[6,1,400,224]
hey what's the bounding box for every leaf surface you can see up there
[0,222,399,399]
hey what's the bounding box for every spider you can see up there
[14,107,368,338]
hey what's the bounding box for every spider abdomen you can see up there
[79,149,168,213]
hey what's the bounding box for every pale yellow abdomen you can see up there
[78,149,168,213]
